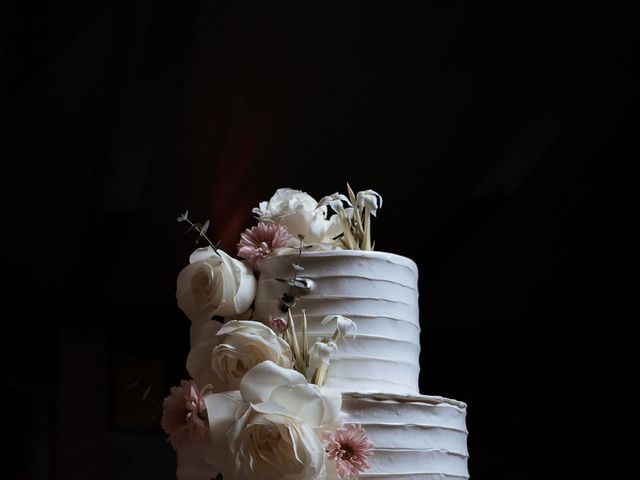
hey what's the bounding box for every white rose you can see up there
[176,247,257,344]
[187,320,293,392]
[204,361,342,480]
[253,188,341,244]
[185,320,223,388]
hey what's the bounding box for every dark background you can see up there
[1,1,637,478]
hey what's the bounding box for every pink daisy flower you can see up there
[161,380,211,449]
[323,424,374,479]
[237,222,292,263]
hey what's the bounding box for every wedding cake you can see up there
[162,187,469,480]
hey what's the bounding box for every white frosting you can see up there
[177,249,468,479]
[331,393,470,480]
[254,250,468,479]
[254,250,421,394]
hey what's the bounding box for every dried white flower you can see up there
[356,189,383,217]
[317,192,352,214]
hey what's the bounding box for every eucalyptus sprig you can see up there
[126,377,162,419]
[277,235,311,312]
[176,210,220,253]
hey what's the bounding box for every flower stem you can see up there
[363,206,371,250]
[312,362,329,387]
[126,378,162,408]
[302,309,309,370]
[287,309,305,374]
[340,210,358,250]
[184,218,219,254]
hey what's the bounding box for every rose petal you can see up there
[191,319,224,346]
[176,262,211,328]
[203,391,241,476]
[218,251,257,317]
[239,360,307,404]
[216,320,269,337]
[269,383,342,429]
[247,400,297,418]
[226,402,327,480]
[186,319,223,386]
[188,246,221,264]
[210,259,237,317]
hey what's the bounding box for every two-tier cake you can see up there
[162,187,469,480]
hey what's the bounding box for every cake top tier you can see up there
[177,185,422,396]
[253,249,421,394]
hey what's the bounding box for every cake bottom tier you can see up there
[174,392,469,480]
[334,392,469,480]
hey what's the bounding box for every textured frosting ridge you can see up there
[254,250,421,394]
[254,250,468,479]
[337,393,469,480]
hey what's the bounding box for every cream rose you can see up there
[253,188,341,244]
[176,247,256,344]
[187,320,293,392]
[185,320,223,388]
[204,361,342,480]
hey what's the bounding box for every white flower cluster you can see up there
[166,186,376,480]
[175,315,355,480]
[254,186,382,251]
[253,188,342,245]
[205,360,342,480]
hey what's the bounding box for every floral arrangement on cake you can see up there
[161,186,381,480]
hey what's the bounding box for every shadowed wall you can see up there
[1,1,636,478]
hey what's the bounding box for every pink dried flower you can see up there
[269,315,288,334]
[237,222,292,263]
[323,424,374,479]
[161,380,211,449]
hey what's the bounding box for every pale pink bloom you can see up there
[323,424,374,480]
[161,380,211,449]
[268,315,288,334]
[237,222,292,263]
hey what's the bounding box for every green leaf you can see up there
[200,219,210,236]
[176,210,189,222]
[347,182,357,206]
[142,385,152,401]
[186,222,200,234]
[276,278,309,289]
